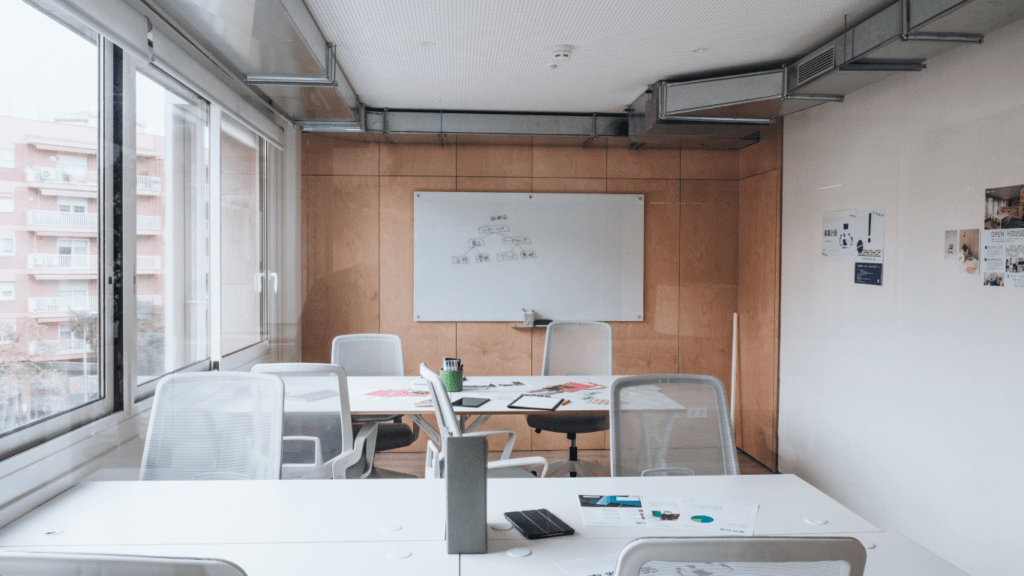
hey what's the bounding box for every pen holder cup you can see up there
[441,370,464,393]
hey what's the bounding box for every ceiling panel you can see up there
[307,0,892,113]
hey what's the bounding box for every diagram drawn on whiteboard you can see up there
[452,215,538,264]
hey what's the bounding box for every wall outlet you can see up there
[687,407,708,419]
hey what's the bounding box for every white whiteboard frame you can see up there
[413,191,644,322]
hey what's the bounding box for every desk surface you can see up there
[0,475,964,576]
[320,375,621,415]
[0,475,870,548]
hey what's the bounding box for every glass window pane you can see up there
[0,1,100,434]
[220,114,264,356]
[135,69,209,386]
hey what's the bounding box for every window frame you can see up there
[0,28,118,460]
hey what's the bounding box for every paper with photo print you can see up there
[641,496,758,536]
[577,495,645,527]
[822,208,884,263]
[981,229,1024,288]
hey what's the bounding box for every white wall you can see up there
[780,17,1024,575]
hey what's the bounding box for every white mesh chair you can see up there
[139,372,284,481]
[0,550,247,575]
[420,363,548,479]
[331,334,419,477]
[615,537,867,576]
[251,363,377,479]
[610,374,738,477]
[526,321,612,477]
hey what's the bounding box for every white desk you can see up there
[0,475,966,576]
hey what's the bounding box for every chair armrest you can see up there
[282,436,322,466]
[331,423,378,479]
[487,456,549,478]
[464,429,516,461]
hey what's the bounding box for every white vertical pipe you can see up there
[730,312,738,423]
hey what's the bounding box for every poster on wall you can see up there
[983,183,1024,230]
[822,208,885,263]
[958,229,980,275]
[944,230,958,260]
[981,229,1024,288]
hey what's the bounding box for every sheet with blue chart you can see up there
[413,192,644,322]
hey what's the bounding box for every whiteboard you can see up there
[414,192,644,322]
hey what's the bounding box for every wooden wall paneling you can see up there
[455,177,532,193]
[678,180,739,389]
[379,176,458,375]
[737,169,781,471]
[300,175,380,363]
[607,146,680,179]
[455,142,532,177]
[531,178,606,193]
[380,142,456,177]
[607,179,681,375]
[302,134,379,176]
[680,150,739,180]
[532,145,607,178]
[738,121,783,179]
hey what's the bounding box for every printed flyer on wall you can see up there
[822,208,885,263]
[981,229,1024,288]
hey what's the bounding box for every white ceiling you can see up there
[306,0,892,114]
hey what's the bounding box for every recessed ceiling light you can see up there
[693,47,708,53]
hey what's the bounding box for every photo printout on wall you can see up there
[983,184,1024,231]
[822,208,885,263]
[958,229,980,275]
[944,230,958,260]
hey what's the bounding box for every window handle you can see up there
[269,272,279,294]
[254,271,265,293]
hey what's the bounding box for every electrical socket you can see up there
[687,407,708,419]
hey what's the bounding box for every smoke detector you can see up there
[547,45,573,69]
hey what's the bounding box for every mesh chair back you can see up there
[420,363,461,439]
[615,537,866,576]
[331,334,404,376]
[0,551,247,576]
[542,321,612,376]
[140,372,284,481]
[610,374,738,477]
[251,363,353,459]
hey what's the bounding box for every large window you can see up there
[0,0,103,438]
[220,114,265,357]
[135,70,210,387]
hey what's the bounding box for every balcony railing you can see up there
[137,215,161,230]
[28,296,95,313]
[137,255,161,270]
[30,339,93,355]
[27,210,98,228]
[25,166,98,186]
[28,254,98,269]
[137,294,163,306]
[137,175,162,191]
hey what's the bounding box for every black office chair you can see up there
[526,321,612,477]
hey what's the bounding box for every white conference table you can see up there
[0,475,967,575]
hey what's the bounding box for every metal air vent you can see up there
[796,46,835,85]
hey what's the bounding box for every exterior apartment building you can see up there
[0,113,165,429]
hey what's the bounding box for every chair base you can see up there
[532,458,610,478]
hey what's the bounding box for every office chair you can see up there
[139,372,284,481]
[251,363,377,479]
[526,321,612,477]
[0,550,247,575]
[615,537,867,576]
[610,374,738,477]
[420,363,548,479]
[331,334,419,477]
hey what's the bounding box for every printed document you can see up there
[577,495,645,527]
